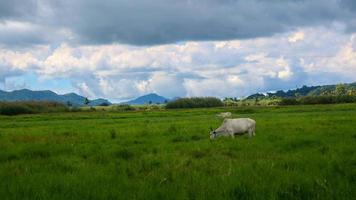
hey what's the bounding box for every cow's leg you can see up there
[250,127,255,136]
[247,129,253,138]
[229,131,235,138]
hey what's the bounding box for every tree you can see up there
[321,91,331,96]
[84,97,90,106]
[335,84,346,96]
[254,97,259,105]
[348,89,356,96]
[66,101,72,107]
[148,100,152,104]
[100,102,109,106]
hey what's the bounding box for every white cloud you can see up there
[288,31,305,43]
[145,72,186,97]
[276,58,293,80]
[227,75,244,86]
[0,50,38,70]
[76,82,94,98]
[214,40,241,50]
[300,33,356,79]
[0,20,37,32]
[0,27,355,101]
[184,78,228,97]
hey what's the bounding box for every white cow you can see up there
[210,118,256,139]
[216,112,232,118]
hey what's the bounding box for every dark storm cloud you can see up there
[341,0,356,10]
[1,0,356,46]
[0,0,54,47]
[50,0,355,45]
[0,0,38,20]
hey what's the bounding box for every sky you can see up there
[0,0,356,102]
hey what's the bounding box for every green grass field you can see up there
[0,104,355,199]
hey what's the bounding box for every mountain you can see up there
[0,89,111,106]
[123,93,169,105]
[245,82,356,99]
[88,98,111,106]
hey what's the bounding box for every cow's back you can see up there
[224,118,255,133]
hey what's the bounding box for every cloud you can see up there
[341,0,356,11]
[1,0,356,47]
[0,20,76,47]
[0,27,355,101]
[300,33,356,78]
[0,48,39,82]
[0,0,38,19]
[4,76,30,91]
[143,72,186,97]
[288,32,305,43]
[53,0,356,45]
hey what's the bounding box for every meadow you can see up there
[0,104,355,199]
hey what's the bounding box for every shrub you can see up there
[166,97,223,109]
[223,99,240,107]
[112,104,135,112]
[334,95,356,103]
[99,102,110,106]
[278,95,356,106]
[139,104,163,111]
[279,98,299,105]
[0,101,68,116]
[299,96,334,105]
[0,104,33,115]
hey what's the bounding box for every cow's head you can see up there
[209,127,217,139]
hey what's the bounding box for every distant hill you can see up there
[245,82,356,99]
[123,93,169,105]
[0,89,111,106]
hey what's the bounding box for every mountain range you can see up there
[0,89,170,106]
[123,93,169,105]
[245,82,356,99]
[1,82,355,106]
[0,89,111,106]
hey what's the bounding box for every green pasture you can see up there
[0,104,355,199]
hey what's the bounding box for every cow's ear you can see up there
[210,127,213,131]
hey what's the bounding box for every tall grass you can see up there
[0,101,68,115]
[0,104,355,199]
